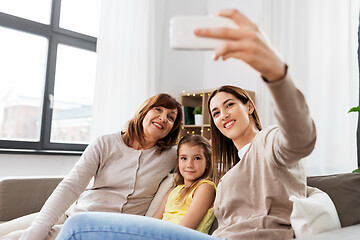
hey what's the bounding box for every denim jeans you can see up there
[56,212,224,240]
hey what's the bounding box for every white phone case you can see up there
[170,16,237,50]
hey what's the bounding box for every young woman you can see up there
[0,93,182,240]
[152,134,216,234]
[53,9,316,240]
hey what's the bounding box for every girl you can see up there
[0,93,183,240]
[53,9,316,240]
[152,134,216,234]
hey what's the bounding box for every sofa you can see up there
[0,173,360,239]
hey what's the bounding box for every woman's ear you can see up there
[247,102,255,114]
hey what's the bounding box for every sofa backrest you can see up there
[0,176,63,221]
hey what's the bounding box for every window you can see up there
[0,0,101,153]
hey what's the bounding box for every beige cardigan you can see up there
[212,74,316,240]
[20,133,177,240]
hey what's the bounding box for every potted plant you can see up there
[193,105,202,126]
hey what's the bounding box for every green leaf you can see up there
[193,105,202,115]
[352,168,360,173]
[348,106,360,113]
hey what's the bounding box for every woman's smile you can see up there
[223,120,236,129]
[152,121,164,129]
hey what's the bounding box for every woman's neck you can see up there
[233,125,259,151]
[123,134,156,150]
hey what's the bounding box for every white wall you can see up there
[0,154,78,177]
[159,0,208,97]
[202,0,262,92]
[160,0,263,98]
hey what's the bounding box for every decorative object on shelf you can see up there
[193,105,202,125]
[182,106,195,125]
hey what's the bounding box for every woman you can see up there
[0,93,182,240]
[55,9,316,240]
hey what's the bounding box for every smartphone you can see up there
[169,15,237,50]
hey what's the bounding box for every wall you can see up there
[159,0,208,97]
[201,0,262,93]
[0,154,78,177]
[159,0,263,98]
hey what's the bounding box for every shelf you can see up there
[179,89,212,140]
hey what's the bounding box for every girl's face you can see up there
[142,106,177,143]
[178,143,207,187]
[209,91,253,143]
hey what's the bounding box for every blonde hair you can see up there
[208,85,261,184]
[173,134,212,206]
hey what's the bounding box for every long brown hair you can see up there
[123,93,183,154]
[208,85,261,184]
[173,134,212,206]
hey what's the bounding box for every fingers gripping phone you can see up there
[169,16,237,50]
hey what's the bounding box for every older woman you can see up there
[0,93,182,240]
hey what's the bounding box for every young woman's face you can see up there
[142,106,177,142]
[209,92,253,142]
[178,143,207,187]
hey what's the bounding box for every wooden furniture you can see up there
[179,89,255,140]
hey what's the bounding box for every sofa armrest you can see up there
[0,176,63,221]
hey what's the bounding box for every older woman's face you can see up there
[209,92,252,142]
[142,106,177,142]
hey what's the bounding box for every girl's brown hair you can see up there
[173,134,212,206]
[123,93,183,154]
[208,85,261,184]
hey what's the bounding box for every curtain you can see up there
[258,0,360,175]
[90,0,165,140]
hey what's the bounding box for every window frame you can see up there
[0,0,97,153]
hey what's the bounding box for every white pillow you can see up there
[289,186,341,238]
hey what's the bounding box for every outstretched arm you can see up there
[179,183,216,230]
[196,9,316,165]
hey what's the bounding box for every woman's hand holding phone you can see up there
[194,9,286,82]
[170,9,286,82]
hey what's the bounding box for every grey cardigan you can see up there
[20,133,177,240]
[212,73,316,240]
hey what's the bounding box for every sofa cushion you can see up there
[307,173,360,227]
[289,186,341,238]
